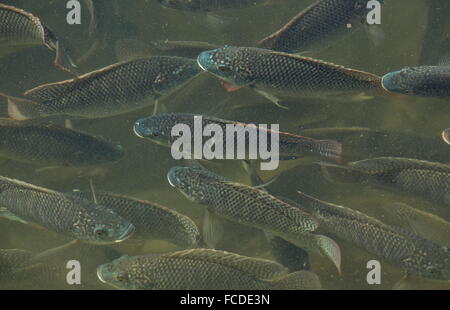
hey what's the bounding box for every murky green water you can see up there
[0,0,449,290]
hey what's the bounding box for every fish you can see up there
[0,4,77,75]
[197,46,384,106]
[6,56,201,120]
[298,127,450,162]
[97,248,321,290]
[159,0,270,12]
[382,66,450,98]
[68,190,200,248]
[134,113,342,162]
[167,166,342,272]
[269,235,310,272]
[0,119,124,166]
[257,0,385,53]
[0,176,135,244]
[320,157,450,205]
[115,38,220,62]
[296,191,450,281]
[381,202,450,247]
[442,128,450,145]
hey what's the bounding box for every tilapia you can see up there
[382,66,450,98]
[0,4,77,75]
[167,166,341,272]
[159,0,269,12]
[68,190,200,248]
[257,0,385,53]
[197,46,384,106]
[296,191,450,281]
[115,38,220,62]
[381,202,450,247]
[443,128,450,145]
[97,248,321,290]
[6,56,201,120]
[0,176,135,244]
[320,157,450,205]
[298,127,450,162]
[0,119,124,166]
[134,113,342,162]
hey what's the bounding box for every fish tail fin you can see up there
[311,140,342,163]
[0,92,41,120]
[54,41,79,77]
[269,271,321,290]
[314,234,342,275]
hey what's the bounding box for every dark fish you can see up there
[0,176,135,244]
[159,0,269,12]
[197,46,384,106]
[296,191,450,281]
[0,4,77,75]
[97,248,321,290]
[298,127,450,162]
[134,113,342,162]
[6,57,201,120]
[382,66,450,98]
[269,235,310,272]
[68,190,200,248]
[167,166,341,272]
[115,39,220,62]
[0,119,124,166]
[381,202,450,247]
[442,128,450,145]
[321,157,450,205]
[257,0,385,53]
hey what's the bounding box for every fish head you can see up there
[167,166,211,203]
[381,67,430,96]
[71,198,136,244]
[97,255,158,290]
[133,115,174,146]
[197,47,255,87]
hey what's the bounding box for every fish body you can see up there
[269,235,310,272]
[297,191,450,281]
[0,120,124,166]
[167,166,341,271]
[69,190,200,248]
[382,66,450,98]
[197,46,383,100]
[258,0,384,53]
[159,0,268,12]
[8,57,200,120]
[134,113,342,162]
[97,248,321,290]
[0,176,134,244]
[0,4,77,74]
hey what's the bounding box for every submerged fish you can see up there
[321,157,450,205]
[0,119,124,166]
[159,0,269,12]
[134,113,342,162]
[167,166,341,272]
[6,57,201,120]
[257,0,385,53]
[298,127,450,162]
[97,248,321,290]
[442,128,450,145]
[0,176,135,244]
[0,4,77,75]
[296,191,450,281]
[382,66,450,98]
[69,190,200,248]
[382,202,450,247]
[115,38,220,62]
[197,46,383,106]
[269,235,310,272]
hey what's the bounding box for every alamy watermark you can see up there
[170,116,280,170]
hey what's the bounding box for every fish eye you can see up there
[217,66,232,74]
[94,228,108,237]
[116,274,126,282]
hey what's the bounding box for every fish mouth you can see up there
[96,264,109,284]
[167,168,178,187]
[133,119,149,138]
[381,71,401,92]
[115,223,136,243]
